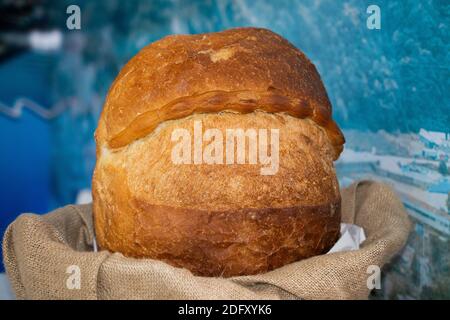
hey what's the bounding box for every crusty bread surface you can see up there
[93,27,344,277]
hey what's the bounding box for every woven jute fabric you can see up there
[2,180,411,300]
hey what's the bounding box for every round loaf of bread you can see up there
[93,27,345,277]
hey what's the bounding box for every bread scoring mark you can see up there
[209,47,236,62]
[106,89,345,160]
[198,47,237,62]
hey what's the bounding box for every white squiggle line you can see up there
[0,97,67,119]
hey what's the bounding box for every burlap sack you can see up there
[2,180,411,300]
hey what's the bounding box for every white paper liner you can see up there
[327,223,366,254]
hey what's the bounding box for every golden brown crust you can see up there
[96,27,344,159]
[93,28,344,277]
[95,113,339,211]
[93,113,342,276]
[95,200,341,277]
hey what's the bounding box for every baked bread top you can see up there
[95,27,344,159]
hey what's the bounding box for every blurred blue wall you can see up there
[0,53,50,225]
[0,52,52,244]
